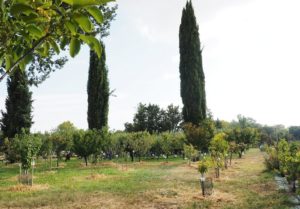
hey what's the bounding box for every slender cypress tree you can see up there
[1,68,33,138]
[179,0,206,125]
[87,5,116,130]
[87,42,109,130]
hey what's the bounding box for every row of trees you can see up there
[0,121,188,171]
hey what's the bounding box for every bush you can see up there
[264,146,279,171]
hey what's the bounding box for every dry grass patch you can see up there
[8,184,49,192]
[85,173,108,180]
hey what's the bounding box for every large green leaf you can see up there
[21,13,48,24]
[5,54,12,70]
[60,36,69,50]
[65,21,78,35]
[49,38,60,54]
[23,54,34,65]
[86,6,103,24]
[62,0,114,8]
[10,3,37,16]
[27,25,43,38]
[73,13,93,33]
[79,35,102,57]
[0,0,4,10]
[70,37,81,57]
[43,42,50,57]
[61,0,73,5]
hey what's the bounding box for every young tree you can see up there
[132,132,153,162]
[209,133,229,178]
[286,152,300,193]
[1,68,32,139]
[12,133,42,174]
[160,132,174,162]
[51,121,76,167]
[179,0,206,125]
[73,130,101,166]
[278,139,290,176]
[183,143,198,165]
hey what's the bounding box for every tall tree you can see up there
[88,43,109,130]
[179,1,206,125]
[1,68,32,139]
[125,103,182,134]
[87,5,117,130]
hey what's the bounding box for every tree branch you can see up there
[0,33,50,82]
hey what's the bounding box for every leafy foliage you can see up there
[0,0,114,81]
[183,119,215,151]
[183,143,198,165]
[51,121,77,166]
[0,68,32,139]
[125,103,182,133]
[209,132,229,177]
[73,129,102,166]
[11,132,42,171]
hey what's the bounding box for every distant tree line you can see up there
[124,103,182,134]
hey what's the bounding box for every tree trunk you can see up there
[292,180,296,193]
[215,167,220,178]
[230,152,233,165]
[84,156,88,166]
[130,151,134,162]
[238,151,242,158]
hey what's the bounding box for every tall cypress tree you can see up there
[179,0,206,125]
[87,43,109,130]
[1,68,33,139]
[87,5,117,130]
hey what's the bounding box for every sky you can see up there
[1,0,300,132]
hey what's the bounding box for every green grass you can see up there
[0,150,291,209]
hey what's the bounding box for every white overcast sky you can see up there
[1,0,300,132]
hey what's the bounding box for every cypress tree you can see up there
[87,42,109,130]
[1,68,33,138]
[179,1,206,125]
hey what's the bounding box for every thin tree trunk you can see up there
[130,151,134,162]
[84,156,88,166]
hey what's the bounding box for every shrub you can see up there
[264,146,279,171]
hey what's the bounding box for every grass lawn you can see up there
[0,149,291,209]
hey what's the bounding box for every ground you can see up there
[0,149,291,209]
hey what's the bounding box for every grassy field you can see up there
[0,149,291,209]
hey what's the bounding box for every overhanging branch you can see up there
[0,33,50,82]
